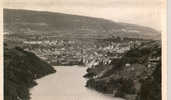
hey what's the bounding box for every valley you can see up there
[3,8,161,100]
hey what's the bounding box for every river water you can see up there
[30,66,124,100]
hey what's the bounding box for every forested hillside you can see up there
[85,41,161,100]
[4,44,56,100]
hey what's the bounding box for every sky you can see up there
[3,0,165,30]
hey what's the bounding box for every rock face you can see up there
[85,41,161,100]
[4,44,56,100]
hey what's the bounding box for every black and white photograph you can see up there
[2,0,166,100]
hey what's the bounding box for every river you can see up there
[30,66,124,100]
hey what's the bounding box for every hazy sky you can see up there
[3,0,164,30]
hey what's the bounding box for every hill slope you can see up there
[4,8,160,40]
[85,41,161,100]
[4,44,56,100]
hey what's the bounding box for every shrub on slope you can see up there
[4,45,56,100]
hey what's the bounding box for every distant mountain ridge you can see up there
[4,8,160,40]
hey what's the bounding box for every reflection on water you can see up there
[30,66,124,100]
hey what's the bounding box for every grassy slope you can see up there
[4,8,160,40]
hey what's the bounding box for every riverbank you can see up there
[85,41,161,100]
[30,66,124,100]
[4,45,56,100]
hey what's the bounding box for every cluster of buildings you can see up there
[22,38,143,66]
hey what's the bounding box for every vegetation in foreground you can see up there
[85,41,161,100]
[4,44,56,100]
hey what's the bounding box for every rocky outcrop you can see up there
[85,41,161,100]
[4,45,56,100]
